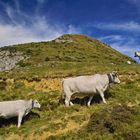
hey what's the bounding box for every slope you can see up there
[0,34,139,140]
[0,34,136,79]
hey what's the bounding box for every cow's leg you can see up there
[65,95,71,107]
[70,101,74,106]
[64,85,73,107]
[87,96,93,106]
[18,112,24,128]
[99,92,107,104]
[63,83,73,107]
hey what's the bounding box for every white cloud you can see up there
[0,24,37,46]
[0,1,82,47]
[111,42,140,63]
[0,17,82,47]
[67,25,80,33]
[35,0,46,14]
[5,5,15,22]
[13,0,20,14]
[100,35,125,42]
[111,43,137,56]
[100,34,140,63]
[95,21,140,32]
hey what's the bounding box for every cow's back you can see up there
[63,74,102,94]
[0,100,25,118]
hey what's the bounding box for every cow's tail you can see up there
[59,79,65,104]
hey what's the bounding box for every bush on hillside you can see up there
[87,104,140,139]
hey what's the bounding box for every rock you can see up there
[0,50,27,72]
[55,38,74,43]
[127,61,131,65]
[54,35,74,43]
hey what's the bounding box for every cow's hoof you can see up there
[70,102,74,106]
[87,103,91,107]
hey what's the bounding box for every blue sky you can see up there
[0,0,140,62]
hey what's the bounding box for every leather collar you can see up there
[107,74,113,83]
[32,100,34,109]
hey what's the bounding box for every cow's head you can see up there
[108,71,120,84]
[31,99,41,108]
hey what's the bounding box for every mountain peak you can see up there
[0,34,136,76]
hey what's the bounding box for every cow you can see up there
[0,99,41,128]
[62,72,120,107]
[134,51,140,59]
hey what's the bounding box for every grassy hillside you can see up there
[0,34,140,140]
[0,34,136,79]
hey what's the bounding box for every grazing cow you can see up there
[134,51,140,59]
[62,72,120,107]
[0,99,41,128]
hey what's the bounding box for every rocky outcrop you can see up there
[54,35,74,43]
[0,50,27,72]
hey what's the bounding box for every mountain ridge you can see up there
[0,34,136,76]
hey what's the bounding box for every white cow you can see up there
[0,99,41,128]
[62,72,120,107]
[134,51,140,59]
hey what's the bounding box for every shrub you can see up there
[26,49,33,55]
[17,60,31,67]
[87,105,135,134]
[0,81,7,90]
[45,57,50,61]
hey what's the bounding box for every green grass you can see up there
[0,34,136,79]
[0,34,139,140]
